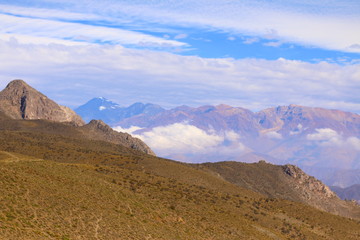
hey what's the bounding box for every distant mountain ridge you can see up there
[331,184,360,203]
[76,99,360,188]
[75,97,164,124]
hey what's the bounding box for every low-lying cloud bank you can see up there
[114,123,246,162]
[307,128,360,150]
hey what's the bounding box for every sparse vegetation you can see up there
[0,115,360,239]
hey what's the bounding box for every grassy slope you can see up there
[0,118,360,239]
[1,151,360,240]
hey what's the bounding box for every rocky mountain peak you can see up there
[6,79,29,89]
[82,119,156,156]
[283,164,337,199]
[87,119,112,132]
[0,79,84,126]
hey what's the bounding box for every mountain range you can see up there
[1,79,360,239]
[75,98,360,191]
[75,97,164,125]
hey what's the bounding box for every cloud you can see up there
[1,1,359,53]
[263,41,283,47]
[347,137,360,151]
[307,128,342,146]
[265,131,283,139]
[0,3,102,22]
[174,34,188,40]
[0,11,186,48]
[138,123,223,154]
[114,123,246,162]
[0,38,359,113]
[349,44,360,49]
[290,124,303,135]
[307,128,360,150]
[80,0,360,53]
[113,126,143,134]
[243,37,259,44]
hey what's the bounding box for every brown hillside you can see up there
[0,129,360,239]
[0,117,360,239]
[197,161,360,219]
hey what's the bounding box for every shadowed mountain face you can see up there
[77,100,360,187]
[0,80,84,126]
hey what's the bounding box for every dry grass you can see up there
[0,117,360,239]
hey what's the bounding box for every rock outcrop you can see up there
[80,120,156,156]
[283,164,337,199]
[199,160,359,219]
[0,80,84,126]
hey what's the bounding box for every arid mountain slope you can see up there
[0,112,359,220]
[197,161,360,219]
[81,119,155,155]
[1,123,360,239]
[0,111,155,156]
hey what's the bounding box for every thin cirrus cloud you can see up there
[0,1,359,53]
[70,0,360,53]
[0,7,186,48]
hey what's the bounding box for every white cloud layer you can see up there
[307,128,360,150]
[113,126,143,134]
[138,123,224,155]
[114,123,246,162]
[0,38,359,113]
[0,13,185,47]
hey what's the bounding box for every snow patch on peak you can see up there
[99,106,106,111]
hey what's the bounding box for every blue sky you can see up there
[0,0,359,112]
